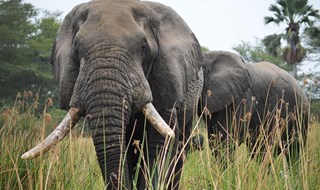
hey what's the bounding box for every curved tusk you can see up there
[21,108,80,159]
[142,103,175,139]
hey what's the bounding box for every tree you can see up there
[29,11,61,63]
[304,20,320,60]
[201,46,209,52]
[264,0,320,78]
[0,0,37,64]
[232,40,290,71]
[0,0,61,105]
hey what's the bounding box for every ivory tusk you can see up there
[21,108,80,159]
[142,103,175,139]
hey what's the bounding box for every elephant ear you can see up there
[143,2,203,112]
[50,4,86,110]
[202,51,251,113]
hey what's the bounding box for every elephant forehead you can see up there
[71,0,160,50]
[79,6,133,31]
[81,0,155,24]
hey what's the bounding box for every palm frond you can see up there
[300,17,313,26]
[269,4,281,15]
[276,0,287,9]
[307,9,320,19]
[262,34,282,56]
[264,16,276,24]
[293,0,308,13]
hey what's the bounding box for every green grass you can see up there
[1,93,319,189]
[0,93,104,189]
[181,120,320,190]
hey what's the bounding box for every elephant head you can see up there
[201,51,309,155]
[201,51,251,114]
[22,0,203,189]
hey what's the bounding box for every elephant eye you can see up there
[71,37,80,66]
[140,40,149,55]
[76,9,89,28]
[141,39,153,76]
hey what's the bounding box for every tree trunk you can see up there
[292,62,298,79]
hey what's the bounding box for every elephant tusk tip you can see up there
[21,153,32,160]
[167,130,175,139]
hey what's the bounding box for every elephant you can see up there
[200,50,309,158]
[21,0,203,189]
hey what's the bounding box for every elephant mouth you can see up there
[21,102,174,159]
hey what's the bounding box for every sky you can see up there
[26,0,320,73]
[26,0,320,51]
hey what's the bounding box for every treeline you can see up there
[0,0,61,106]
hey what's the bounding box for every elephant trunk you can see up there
[87,94,130,189]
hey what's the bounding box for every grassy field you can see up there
[1,94,319,189]
[181,122,320,190]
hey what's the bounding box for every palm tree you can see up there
[264,0,320,78]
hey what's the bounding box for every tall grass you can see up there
[0,92,104,189]
[1,92,319,189]
[181,116,320,190]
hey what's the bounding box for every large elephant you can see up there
[22,0,203,189]
[200,50,309,156]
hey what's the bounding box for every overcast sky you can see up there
[26,0,320,52]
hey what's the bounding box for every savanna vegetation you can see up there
[0,0,61,108]
[1,0,319,189]
[1,92,320,189]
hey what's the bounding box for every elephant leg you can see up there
[126,116,145,189]
[141,108,180,190]
[206,109,229,148]
[182,118,193,153]
[167,119,187,190]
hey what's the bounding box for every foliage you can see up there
[303,20,320,61]
[0,0,37,63]
[201,46,209,52]
[182,120,320,189]
[262,34,282,57]
[264,0,320,78]
[302,75,320,117]
[0,92,103,189]
[304,25,320,51]
[28,11,62,63]
[310,99,320,118]
[232,40,291,71]
[0,0,61,106]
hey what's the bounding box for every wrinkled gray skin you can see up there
[200,51,309,155]
[51,0,203,189]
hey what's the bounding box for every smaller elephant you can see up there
[200,51,309,156]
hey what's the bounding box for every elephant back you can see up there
[249,61,309,117]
